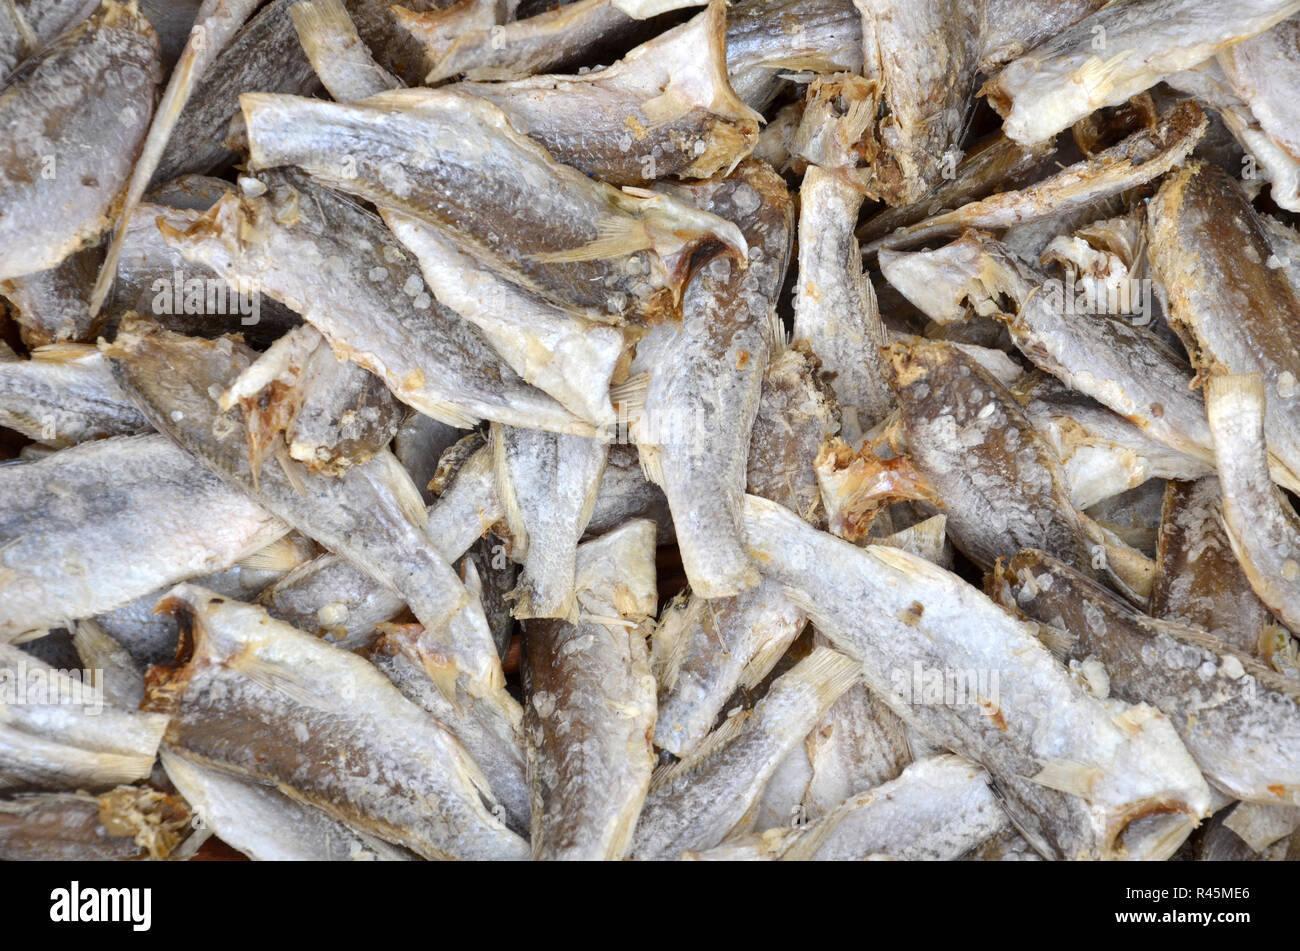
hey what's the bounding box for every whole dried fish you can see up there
[1148,162,1300,491]
[1204,374,1300,636]
[982,0,1300,146]
[0,343,148,447]
[634,159,792,599]
[104,317,491,688]
[0,0,160,281]
[145,586,529,860]
[239,87,746,324]
[991,548,1300,807]
[523,519,658,860]
[0,433,286,638]
[632,645,860,859]
[743,494,1212,860]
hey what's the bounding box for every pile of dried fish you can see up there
[2,0,1299,862]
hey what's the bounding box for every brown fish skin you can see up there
[991,549,1300,807]
[885,337,1095,575]
[724,0,863,110]
[864,101,1206,254]
[636,159,793,599]
[0,0,161,281]
[0,787,190,861]
[1152,477,1290,665]
[1148,161,1300,491]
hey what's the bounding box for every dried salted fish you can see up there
[452,3,762,187]
[1149,162,1300,491]
[0,786,190,861]
[0,433,286,638]
[160,749,411,861]
[523,519,658,860]
[634,160,792,599]
[864,102,1206,253]
[991,549,1300,807]
[1,244,104,347]
[0,343,148,447]
[632,645,860,859]
[725,0,862,109]
[290,0,401,103]
[1219,14,1300,164]
[688,755,1006,861]
[492,424,608,619]
[585,443,673,541]
[982,0,1300,146]
[145,586,528,860]
[104,318,492,688]
[1,645,168,792]
[744,495,1212,860]
[0,0,160,282]
[1204,375,1300,636]
[240,87,746,325]
[404,0,703,84]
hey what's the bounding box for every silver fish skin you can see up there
[743,494,1212,860]
[1222,800,1300,852]
[260,443,502,645]
[1151,476,1292,667]
[982,0,1300,146]
[240,87,746,325]
[291,0,400,103]
[369,605,529,834]
[453,3,761,187]
[976,0,1107,70]
[1149,162,1300,490]
[404,0,701,84]
[652,579,807,758]
[164,172,591,436]
[690,755,1006,861]
[103,318,495,690]
[865,102,1206,254]
[633,645,859,860]
[1220,15,1300,163]
[383,209,623,430]
[0,433,286,638]
[72,620,144,709]
[793,165,890,442]
[635,160,792,599]
[0,0,160,281]
[1204,374,1300,635]
[160,749,411,861]
[146,586,528,861]
[153,0,319,183]
[885,337,1096,576]
[524,519,659,860]
[585,443,674,542]
[493,424,608,620]
[0,785,189,861]
[0,342,148,447]
[724,0,863,110]
[1,243,104,347]
[95,539,313,668]
[1015,374,1213,510]
[992,549,1300,808]
[0,644,168,793]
